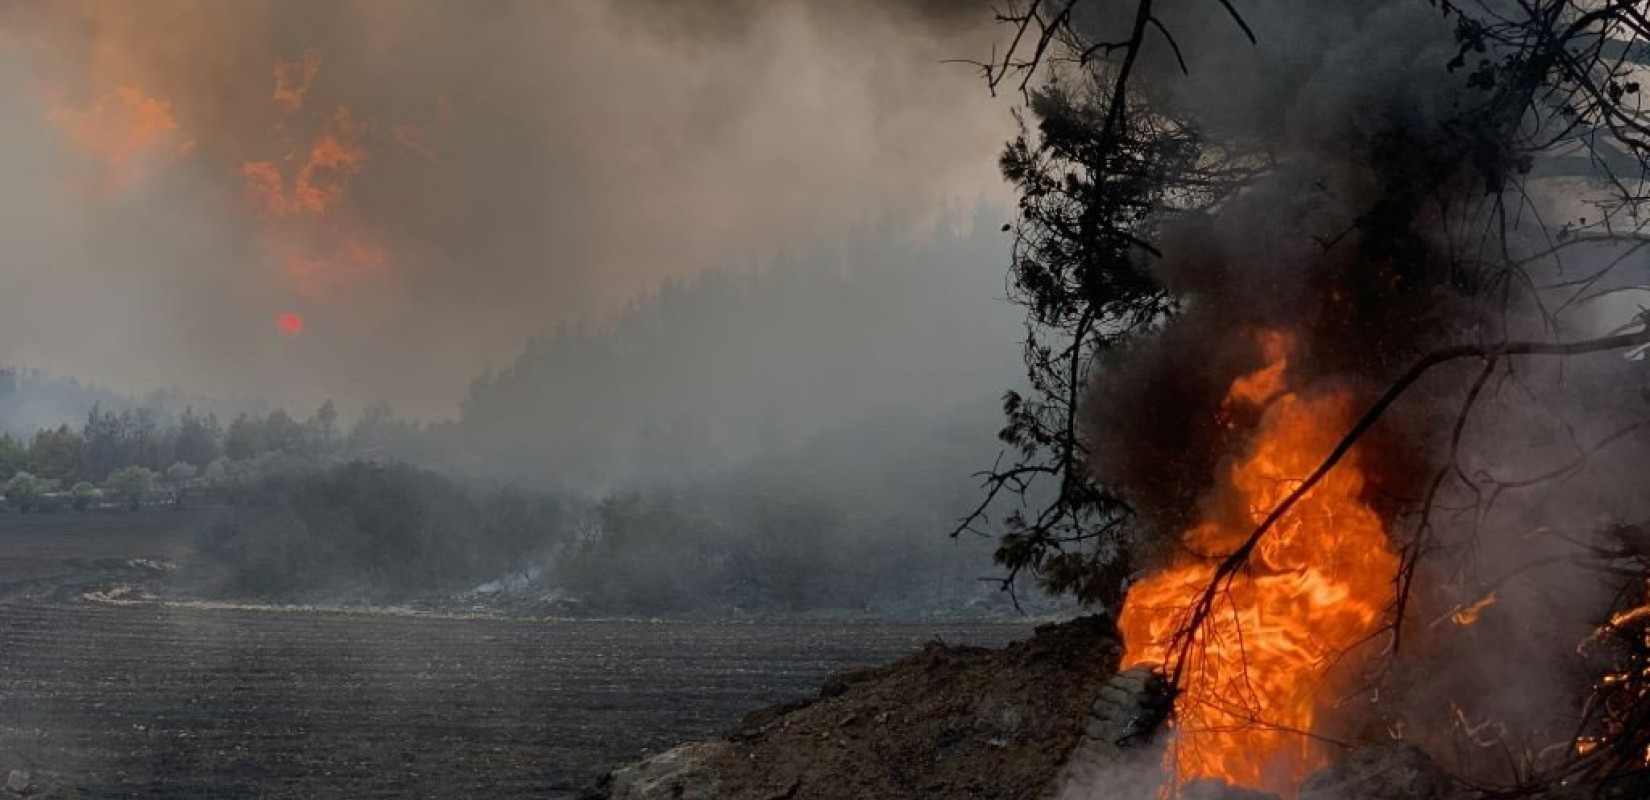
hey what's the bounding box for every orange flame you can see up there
[21,25,403,306]
[239,159,289,217]
[46,85,185,194]
[240,106,369,219]
[295,107,369,215]
[1448,591,1497,628]
[276,234,388,295]
[239,90,389,298]
[391,124,438,164]
[272,49,322,115]
[1118,332,1398,796]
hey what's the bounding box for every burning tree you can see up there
[957,1,1650,797]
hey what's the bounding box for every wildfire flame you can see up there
[26,26,406,309]
[1447,590,1497,628]
[240,106,370,219]
[272,49,322,115]
[1577,579,1650,768]
[238,75,391,298]
[1118,331,1398,796]
[46,85,188,194]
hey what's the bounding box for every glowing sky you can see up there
[0,1,1011,416]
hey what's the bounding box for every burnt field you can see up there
[0,512,1029,799]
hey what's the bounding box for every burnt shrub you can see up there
[196,460,569,602]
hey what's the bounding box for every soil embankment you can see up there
[599,615,1121,800]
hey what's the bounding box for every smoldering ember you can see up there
[4,2,1650,800]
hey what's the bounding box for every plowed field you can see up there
[0,512,1026,798]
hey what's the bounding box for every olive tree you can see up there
[4,471,47,513]
[70,481,101,512]
[104,466,158,512]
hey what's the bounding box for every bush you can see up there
[190,435,1017,615]
[164,461,198,485]
[104,466,159,511]
[553,452,1003,615]
[196,460,570,602]
[4,471,47,513]
[70,481,101,511]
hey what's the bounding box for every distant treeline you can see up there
[0,367,259,441]
[1,397,1020,613]
[0,401,421,486]
[195,452,1015,615]
[1,222,1039,614]
[0,400,425,515]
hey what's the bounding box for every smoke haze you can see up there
[1061,0,1650,782]
[0,0,1011,416]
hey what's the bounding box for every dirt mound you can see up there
[597,614,1121,800]
[585,611,1650,800]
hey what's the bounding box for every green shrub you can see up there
[104,466,159,511]
[70,481,101,511]
[4,471,47,513]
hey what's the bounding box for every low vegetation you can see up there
[182,452,1015,614]
[197,460,567,601]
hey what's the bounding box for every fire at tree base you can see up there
[591,613,1650,800]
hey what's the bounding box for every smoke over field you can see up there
[6,1,1650,799]
[0,0,1011,415]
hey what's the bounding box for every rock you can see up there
[5,770,28,794]
[1084,666,1172,747]
[818,666,884,699]
[1044,667,1173,798]
[604,741,729,800]
[1301,742,1461,800]
[729,698,813,741]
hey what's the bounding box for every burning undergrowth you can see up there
[970,0,1650,798]
[1117,331,1400,795]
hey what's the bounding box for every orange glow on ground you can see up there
[1118,332,1398,797]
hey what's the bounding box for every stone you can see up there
[1044,668,1174,799]
[5,770,28,794]
[604,741,728,800]
[1084,667,1172,747]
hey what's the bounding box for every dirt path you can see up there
[0,513,1029,798]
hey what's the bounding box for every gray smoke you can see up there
[1065,0,1650,786]
[0,0,1012,417]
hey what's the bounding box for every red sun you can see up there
[276,312,305,338]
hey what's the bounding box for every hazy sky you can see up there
[0,0,1013,417]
